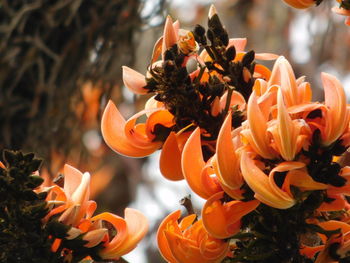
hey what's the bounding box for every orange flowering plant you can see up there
[0,150,148,263]
[42,164,149,262]
[102,5,350,263]
[102,5,276,183]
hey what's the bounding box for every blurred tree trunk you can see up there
[0,0,141,160]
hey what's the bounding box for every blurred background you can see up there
[1,0,350,262]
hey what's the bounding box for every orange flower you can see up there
[268,56,312,107]
[319,73,350,146]
[312,220,350,262]
[159,131,190,181]
[43,165,148,260]
[101,100,170,157]
[122,66,148,95]
[215,112,243,190]
[240,151,298,209]
[45,164,95,226]
[241,89,276,159]
[268,88,310,161]
[157,210,229,263]
[181,127,222,199]
[91,208,148,260]
[202,192,260,239]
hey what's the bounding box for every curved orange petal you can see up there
[63,164,83,197]
[78,219,92,233]
[145,110,175,139]
[83,229,108,248]
[216,112,243,189]
[182,128,221,199]
[45,202,68,222]
[91,212,128,259]
[198,234,229,262]
[124,108,163,147]
[101,100,160,157]
[202,191,259,239]
[85,200,97,219]
[269,89,299,161]
[219,91,246,112]
[297,81,312,104]
[318,220,350,235]
[157,210,182,263]
[321,72,350,146]
[179,214,197,231]
[160,132,184,181]
[211,155,244,200]
[241,151,295,209]
[268,56,298,107]
[253,64,271,81]
[243,90,275,159]
[252,78,268,96]
[51,238,62,252]
[288,169,327,191]
[103,208,149,258]
[164,225,229,263]
[318,194,347,212]
[122,66,148,95]
[71,172,90,206]
[300,245,324,258]
[268,162,305,201]
[162,16,177,56]
[151,37,164,64]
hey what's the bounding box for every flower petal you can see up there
[219,90,246,112]
[270,88,299,160]
[63,164,83,197]
[268,56,298,107]
[182,128,221,199]
[202,191,259,239]
[160,132,184,181]
[71,172,90,206]
[321,72,350,146]
[91,212,127,259]
[83,228,108,248]
[157,210,182,263]
[216,112,243,189]
[162,16,177,55]
[101,100,160,157]
[242,90,275,159]
[122,66,148,95]
[318,194,347,212]
[241,151,295,209]
[104,208,149,257]
[145,110,175,139]
[164,230,228,263]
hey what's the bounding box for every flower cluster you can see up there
[102,5,350,263]
[0,149,148,262]
[42,164,149,262]
[283,0,350,26]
